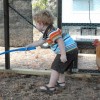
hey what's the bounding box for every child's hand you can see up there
[25,44,33,51]
[60,55,67,63]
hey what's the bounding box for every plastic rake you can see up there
[0,46,36,55]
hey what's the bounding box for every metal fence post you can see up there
[3,0,10,69]
[57,0,62,29]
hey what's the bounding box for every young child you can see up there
[26,10,78,93]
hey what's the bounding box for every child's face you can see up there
[35,22,44,32]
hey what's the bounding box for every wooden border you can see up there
[0,67,51,75]
[0,67,100,78]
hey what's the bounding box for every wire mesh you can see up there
[8,0,35,69]
[0,0,5,68]
[0,0,4,46]
[0,0,57,71]
[8,0,57,70]
[9,0,33,47]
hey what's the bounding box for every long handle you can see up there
[0,46,36,55]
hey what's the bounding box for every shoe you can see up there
[40,85,56,94]
[56,82,66,89]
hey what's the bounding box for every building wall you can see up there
[62,0,100,23]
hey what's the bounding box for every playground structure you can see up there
[0,0,100,75]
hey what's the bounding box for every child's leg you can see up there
[56,73,66,87]
[40,69,59,91]
[47,69,59,87]
[58,73,65,83]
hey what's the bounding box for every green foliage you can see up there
[32,0,48,10]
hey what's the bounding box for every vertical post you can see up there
[3,0,10,69]
[57,0,62,29]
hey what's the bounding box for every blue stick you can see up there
[0,46,36,55]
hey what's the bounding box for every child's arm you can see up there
[56,38,67,63]
[26,36,45,48]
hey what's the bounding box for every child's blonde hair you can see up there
[33,10,55,25]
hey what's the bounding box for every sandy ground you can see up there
[0,72,100,100]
